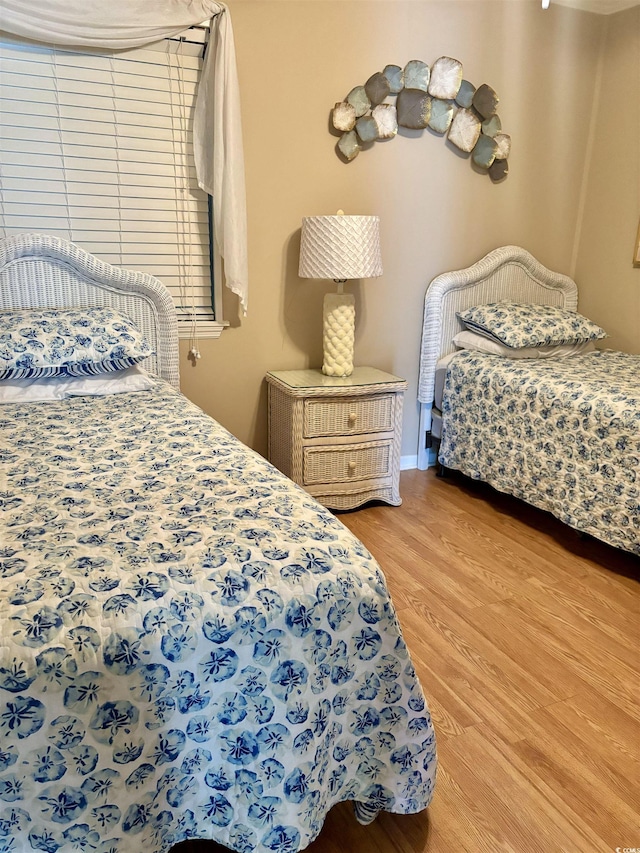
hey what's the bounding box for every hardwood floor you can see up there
[174,469,639,853]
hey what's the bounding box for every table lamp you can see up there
[298,211,383,377]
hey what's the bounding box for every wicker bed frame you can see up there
[0,233,180,388]
[416,246,578,469]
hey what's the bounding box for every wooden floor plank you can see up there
[437,725,611,853]
[529,693,640,813]
[400,610,539,743]
[398,590,568,709]
[493,596,640,719]
[560,567,640,615]
[401,473,597,582]
[527,575,640,650]
[398,499,580,587]
[505,577,639,670]
[469,603,590,700]
[554,690,640,774]
[415,763,521,853]
[509,732,639,846]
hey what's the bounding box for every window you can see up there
[0,29,224,337]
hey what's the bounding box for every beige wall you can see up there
[180,0,607,458]
[574,4,640,353]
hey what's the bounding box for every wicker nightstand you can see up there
[266,367,407,510]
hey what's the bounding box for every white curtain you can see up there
[0,0,249,312]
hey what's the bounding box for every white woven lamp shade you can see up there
[299,214,382,377]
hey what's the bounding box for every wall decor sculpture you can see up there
[332,57,511,181]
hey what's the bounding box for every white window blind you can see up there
[0,30,224,338]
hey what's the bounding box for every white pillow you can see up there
[0,364,155,403]
[453,329,597,359]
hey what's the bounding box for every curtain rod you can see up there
[167,22,211,47]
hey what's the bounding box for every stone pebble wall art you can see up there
[332,57,511,181]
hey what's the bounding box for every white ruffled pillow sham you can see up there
[453,330,597,359]
[0,364,155,403]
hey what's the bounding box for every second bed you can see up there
[418,246,639,556]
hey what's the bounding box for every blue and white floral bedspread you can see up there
[0,383,436,853]
[439,349,640,555]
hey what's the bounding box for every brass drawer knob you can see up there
[348,412,357,425]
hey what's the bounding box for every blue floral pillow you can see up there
[457,302,607,348]
[0,307,154,380]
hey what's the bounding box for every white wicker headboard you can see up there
[0,233,180,389]
[417,245,578,407]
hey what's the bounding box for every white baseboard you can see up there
[400,455,418,471]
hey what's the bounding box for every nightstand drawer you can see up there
[303,439,392,485]
[304,394,394,438]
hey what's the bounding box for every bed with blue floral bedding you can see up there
[439,349,640,555]
[0,380,436,853]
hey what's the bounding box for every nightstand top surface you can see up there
[266,366,405,390]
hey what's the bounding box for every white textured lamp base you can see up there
[322,291,355,376]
